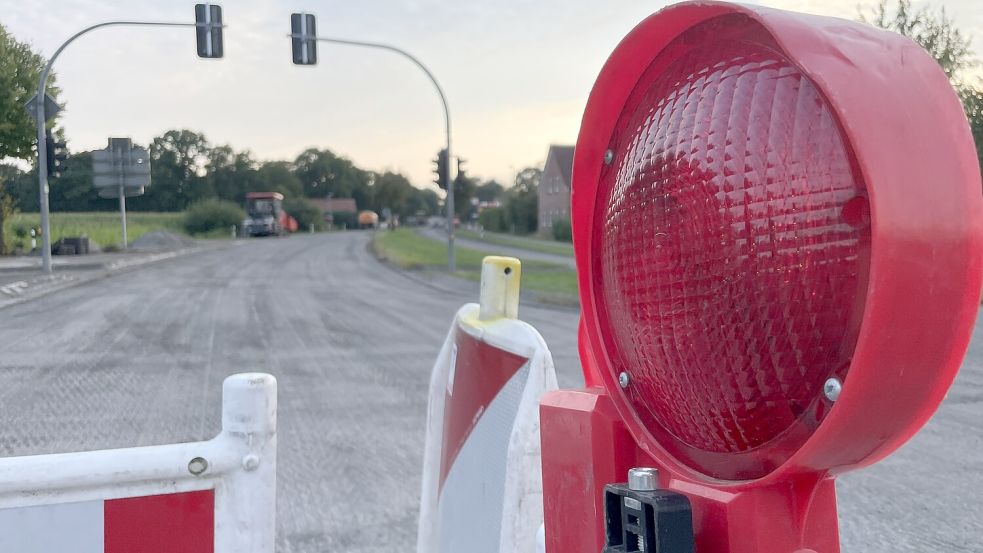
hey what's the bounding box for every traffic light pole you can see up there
[119,184,128,250]
[313,37,456,272]
[34,21,197,274]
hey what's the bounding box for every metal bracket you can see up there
[602,483,695,553]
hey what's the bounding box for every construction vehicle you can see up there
[244,192,298,237]
[358,210,379,229]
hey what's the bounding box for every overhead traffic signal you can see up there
[44,129,67,179]
[432,148,449,189]
[456,157,466,181]
[194,4,224,58]
[291,13,318,65]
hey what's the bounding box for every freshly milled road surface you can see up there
[0,232,977,552]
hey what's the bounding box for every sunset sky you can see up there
[3,0,981,190]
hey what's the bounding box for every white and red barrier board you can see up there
[0,373,277,553]
[438,327,529,493]
[0,491,213,553]
[418,300,557,553]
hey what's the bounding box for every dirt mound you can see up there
[130,230,196,252]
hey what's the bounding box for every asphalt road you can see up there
[0,232,580,553]
[0,231,978,552]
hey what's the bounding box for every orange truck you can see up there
[358,210,379,229]
[244,192,298,237]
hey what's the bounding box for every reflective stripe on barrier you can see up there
[0,373,277,553]
[418,257,558,553]
[0,490,214,553]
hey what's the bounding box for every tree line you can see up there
[861,0,982,167]
[0,129,445,218]
[4,1,979,251]
[0,127,543,232]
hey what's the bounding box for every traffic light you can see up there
[432,148,449,189]
[44,129,67,179]
[194,4,224,59]
[456,157,466,182]
[291,13,318,65]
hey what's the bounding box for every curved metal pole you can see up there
[316,36,455,271]
[36,21,195,273]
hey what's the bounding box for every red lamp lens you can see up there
[593,16,870,479]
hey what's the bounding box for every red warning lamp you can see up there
[542,2,982,553]
[593,16,870,480]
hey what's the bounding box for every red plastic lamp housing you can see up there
[573,2,983,484]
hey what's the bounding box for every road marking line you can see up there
[0,281,29,296]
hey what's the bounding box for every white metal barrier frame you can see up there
[0,372,277,552]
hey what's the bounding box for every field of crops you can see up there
[3,212,185,251]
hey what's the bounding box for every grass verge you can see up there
[4,212,185,251]
[457,229,574,257]
[373,229,578,305]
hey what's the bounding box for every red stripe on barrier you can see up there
[105,490,214,553]
[439,328,529,492]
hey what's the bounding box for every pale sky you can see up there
[2,0,981,191]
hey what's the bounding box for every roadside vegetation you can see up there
[373,229,578,304]
[183,199,245,237]
[861,0,982,169]
[550,218,572,242]
[3,212,184,252]
[283,197,326,232]
[457,229,574,257]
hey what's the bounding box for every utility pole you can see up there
[119,168,127,249]
[33,6,223,273]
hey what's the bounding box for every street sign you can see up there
[32,9,230,274]
[91,138,151,199]
[418,257,557,553]
[540,2,983,553]
[195,4,224,58]
[92,138,151,249]
[290,13,317,65]
[23,93,61,126]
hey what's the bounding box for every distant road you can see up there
[0,231,978,552]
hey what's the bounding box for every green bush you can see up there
[0,182,14,255]
[11,222,29,252]
[183,199,245,236]
[552,218,572,242]
[283,197,325,231]
[478,207,506,233]
[330,211,357,230]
